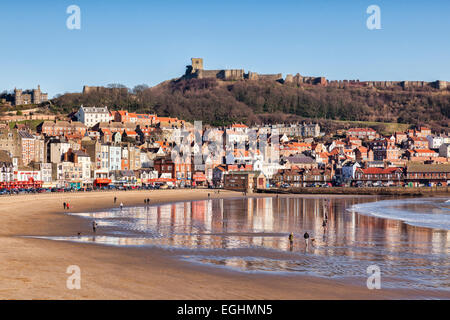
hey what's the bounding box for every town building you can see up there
[12,85,48,106]
[75,105,112,127]
[353,167,404,186]
[38,121,87,137]
[347,128,377,140]
[439,143,450,158]
[223,171,266,192]
[405,164,450,186]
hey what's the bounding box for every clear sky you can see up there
[1,0,449,97]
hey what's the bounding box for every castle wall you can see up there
[201,70,222,79]
[182,58,448,90]
[221,69,245,81]
[83,86,127,95]
[246,72,282,81]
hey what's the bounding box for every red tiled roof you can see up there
[348,128,376,132]
[360,167,402,174]
[413,149,436,154]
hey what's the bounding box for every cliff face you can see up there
[50,78,450,132]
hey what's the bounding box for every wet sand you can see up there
[0,189,447,299]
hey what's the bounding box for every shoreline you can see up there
[258,187,450,196]
[1,189,448,299]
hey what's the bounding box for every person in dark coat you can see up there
[304,232,310,247]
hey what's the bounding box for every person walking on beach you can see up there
[66,202,70,210]
[147,198,150,205]
[63,202,66,210]
[114,196,117,204]
[304,232,310,247]
[322,220,327,229]
[289,232,294,243]
[92,221,97,233]
[120,202,123,210]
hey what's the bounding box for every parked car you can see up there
[372,182,382,187]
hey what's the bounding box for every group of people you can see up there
[114,197,124,209]
[288,201,331,251]
[79,195,153,237]
[62,202,71,210]
[288,232,314,250]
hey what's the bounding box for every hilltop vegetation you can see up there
[48,78,450,132]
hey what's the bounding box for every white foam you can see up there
[348,198,450,231]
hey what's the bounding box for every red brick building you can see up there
[354,167,404,186]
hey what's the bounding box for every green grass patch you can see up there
[9,119,44,131]
[330,120,411,135]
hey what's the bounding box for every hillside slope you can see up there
[49,78,450,132]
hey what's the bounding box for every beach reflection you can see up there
[45,196,449,291]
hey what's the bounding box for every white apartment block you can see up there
[439,143,450,158]
[427,135,444,150]
[109,145,121,171]
[76,105,112,128]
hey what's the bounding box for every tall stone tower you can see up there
[14,88,23,106]
[191,58,203,72]
[33,85,41,104]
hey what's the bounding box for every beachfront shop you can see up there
[176,177,192,188]
[42,182,58,189]
[145,178,176,187]
[69,181,82,189]
[94,178,112,188]
[0,178,43,190]
[115,170,139,187]
[192,171,207,187]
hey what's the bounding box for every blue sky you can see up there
[1,0,449,97]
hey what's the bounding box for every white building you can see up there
[439,143,450,158]
[109,145,121,171]
[74,151,92,181]
[140,152,151,168]
[50,141,71,164]
[261,162,284,179]
[38,163,52,183]
[99,144,109,170]
[427,135,444,150]
[15,168,40,182]
[75,105,112,128]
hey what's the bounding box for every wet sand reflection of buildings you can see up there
[89,197,448,259]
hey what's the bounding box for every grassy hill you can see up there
[47,78,450,133]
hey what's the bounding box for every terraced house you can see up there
[353,167,404,186]
[405,164,450,187]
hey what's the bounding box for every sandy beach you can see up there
[0,189,447,300]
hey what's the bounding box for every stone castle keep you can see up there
[12,85,48,106]
[185,58,284,82]
[183,58,448,90]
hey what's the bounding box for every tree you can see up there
[132,84,149,94]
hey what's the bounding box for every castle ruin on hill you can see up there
[182,58,448,90]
